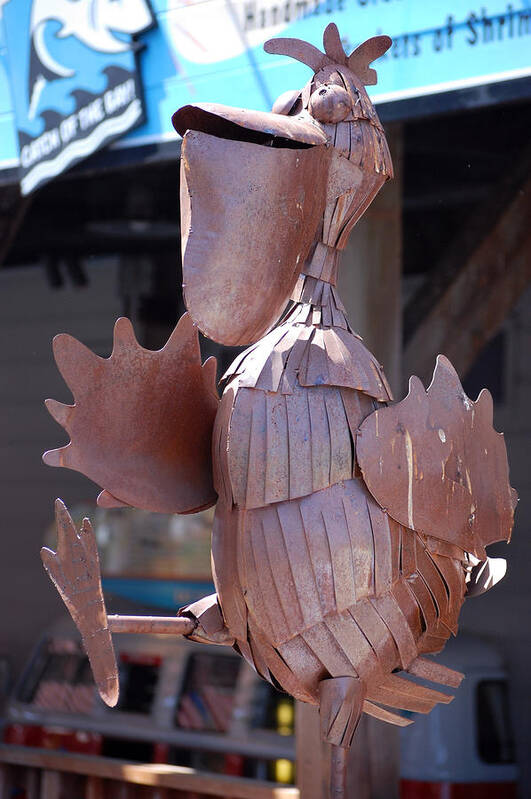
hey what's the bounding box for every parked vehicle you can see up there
[3,616,295,784]
[400,635,518,798]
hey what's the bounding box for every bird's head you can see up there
[266,23,393,251]
[173,24,392,346]
[268,24,390,130]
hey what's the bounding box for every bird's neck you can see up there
[289,243,351,332]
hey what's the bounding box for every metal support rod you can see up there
[330,746,347,799]
[107,615,196,636]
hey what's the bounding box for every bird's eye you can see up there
[308,84,351,124]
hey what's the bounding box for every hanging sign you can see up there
[61,0,531,149]
[1,0,154,194]
[1,1,530,175]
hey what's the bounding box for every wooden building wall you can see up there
[0,261,122,676]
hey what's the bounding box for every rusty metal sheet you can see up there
[107,615,195,635]
[43,313,218,514]
[348,598,400,676]
[323,614,382,684]
[369,593,418,670]
[265,23,391,99]
[247,617,317,705]
[222,320,392,401]
[362,700,412,727]
[406,573,439,638]
[209,502,249,645]
[319,676,365,747]
[348,35,393,85]
[180,130,331,346]
[367,671,452,715]
[37,23,517,785]
[226,384,350,508]
[264,35,330,73]
[413,536,451,627]
[234,479,418,698]
[357,354,517,558]
[430,551,466,635]
[173,103,328,146]
[407,656,464,689]
[179,594,235,645]
[278,636,326,697]
[41,500,119,707]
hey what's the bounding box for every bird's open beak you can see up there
[173,103,333,347]
[172,102,328,147]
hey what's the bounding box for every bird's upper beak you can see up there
[173,102,338,347]
[172,102,328,148]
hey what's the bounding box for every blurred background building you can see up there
[0,1,530,797]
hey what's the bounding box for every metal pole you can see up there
[107,615,195,635]
[330,746,347,799]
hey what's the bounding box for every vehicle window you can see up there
[476,679,515,764]
[117,653,160,715]
[174,652,240,733]
[17,638,94,714]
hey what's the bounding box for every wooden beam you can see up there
[339,123,403,397]
[295,703,328,799]
[41,769,61,799]
[404,172,531,386]
[0,746,299,799]
[404,145,531,346]
[338,123,404,799]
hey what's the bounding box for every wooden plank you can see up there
[404,172,531,386]
[295,702,328,799]
[338,124,403,799]
[86,775,105,799]
[345,715,371,799]
[0,746,299,799]
[41,769,61,799]
[366,715,401,799]
[0,762,15,799]
[25,767,40,799]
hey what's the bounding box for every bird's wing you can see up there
[357,355,517,560]
[43,312,219,514]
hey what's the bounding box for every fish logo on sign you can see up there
[2,0,154,194]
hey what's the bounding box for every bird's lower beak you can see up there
[174,103,332,347]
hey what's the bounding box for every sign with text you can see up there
[1,1,530,174]
[1,0,154,193]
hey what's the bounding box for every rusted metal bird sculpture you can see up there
[41,23,516,798]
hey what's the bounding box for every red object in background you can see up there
[3,723,101,755]
[223,753,244,776]
[152,741,170,763]
[4,724,42,748]
[401,780,517,798]
[120,652,161,668]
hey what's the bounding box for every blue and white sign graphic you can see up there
[1,1,530,182]
[1,0,154,193]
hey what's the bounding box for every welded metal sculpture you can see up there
[42,24,516,797]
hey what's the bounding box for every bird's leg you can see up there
[318,676,366,799]
[330,745,348,799]
[41,500,227,708]
[107,615,196,635]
